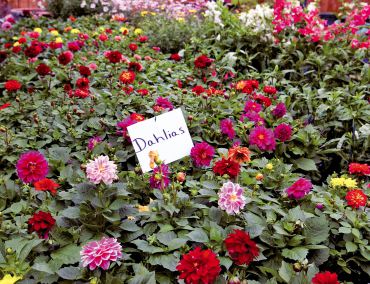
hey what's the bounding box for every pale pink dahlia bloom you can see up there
[218,181,246,215]
[86,155,118,184]
[80,237,122,270]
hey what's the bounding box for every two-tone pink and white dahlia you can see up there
[86,155,118,184]
[80,237,122,270]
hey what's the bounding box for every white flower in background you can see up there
[204,1,224,28]
[239,4,273,41]
[307,2,317,12]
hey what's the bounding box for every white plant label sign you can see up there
[127,108,194,173]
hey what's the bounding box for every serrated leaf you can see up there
[282,247,308,261]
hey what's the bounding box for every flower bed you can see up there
[0,1,369,283]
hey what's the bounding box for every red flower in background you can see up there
[263,85,277,95]
[192,85,205,95]
[170,53,182,61]
[106,50,122,63]
[349,163,370,175]
[176,247,221,284]
[137,88,149,96]
[194,54,213,68]
[36,63,51,76]
[345,189,367,209]
[4,80,22,92]
[0,103,11,110]
[12,46,21,53]
[24,45,42,58]
[213,158,240,178]
[224,230,259,266]
[28,211,55,239]
[128,43,138,51]
[58,51,74,65]
[138,36,148,42]
[76,77,89,89]
[79,65,91,77]
[128,62,143,72]
[34,178,60,195]
[312,271,339,284]
[119,71,136,84]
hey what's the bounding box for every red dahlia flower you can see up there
[312,271,339,284]
[128,43,138,51]
[170,53,182,61]
[224,229,259,265]
[194,54,213,68]
[176,247,221,284]
[24,45,42,58]
[190,142,215,167]
[58,51,74,65]
[79,65,91,77]
[0,102,11,110]
[119,71,136,84]
[213,157,240,178]
[345,189,367,209]
[128,62,143,72]
[263,85,277,95]
[76,77,89,89]
[349,163,370,175]
[28,211,55,239]
[36,63,51,76]
[274,123,292,142]
[34,178,60,195]
[192,85,205,95]
[4,80,22,92]
[106,50,122,63]
[16,151,49,183]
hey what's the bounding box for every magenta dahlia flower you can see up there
[86,155,118,184]
[149,164,170,190]
[220,118,236,140]
[249,126,276,151]
[190,142,215,167]
[244,100,262,113]
[16,151,48,183]
[218,181,246,215]
[80,237,122,270]
[286,178,313,199]
[87,136,103,151]
[272,103,286,118]
[274,123,292,142]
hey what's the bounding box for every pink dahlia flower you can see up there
[16,151,48,183]
[220,118,236,140]
[86,155,118,184]
[244,100,262,113]
[80,237,122,270]
[249,126,276,151]
[218,181,246,215]
[149,164,170,190]
[272,103,287,118]
[190,142,215,167]
[286,178,312,199]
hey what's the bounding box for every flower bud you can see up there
[228,277,240,284]
[256,173,264,181]
[176,172,186,183]
[6,248,13,254]
[293,262,302,272]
